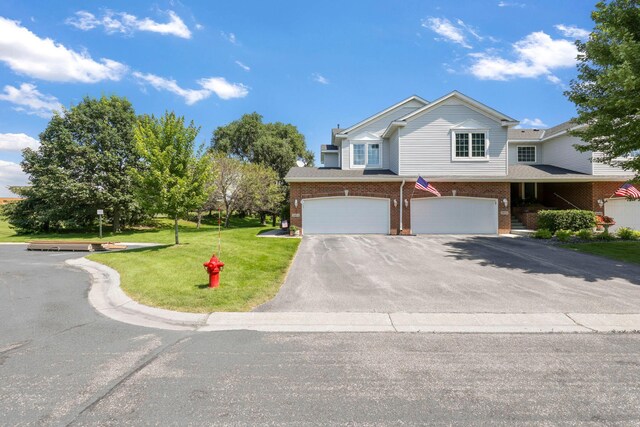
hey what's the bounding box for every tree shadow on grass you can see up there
[441,235,640,286]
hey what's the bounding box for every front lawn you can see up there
[564,241,640,265]
[1,217,300,312]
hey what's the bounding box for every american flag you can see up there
[415,176,441,197]
[613,184,640,199]
[614,183,640,199]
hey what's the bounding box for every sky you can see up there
[0,0,598,196]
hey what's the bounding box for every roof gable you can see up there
[399,91,518,125]
[337,95,429,136]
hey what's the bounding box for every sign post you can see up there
[97,209,104,239]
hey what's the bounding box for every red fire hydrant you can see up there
[203,254,225,288]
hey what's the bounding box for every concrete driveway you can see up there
[257,235,640,313]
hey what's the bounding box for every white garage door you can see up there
[606,199,640,232]
[302,197,389,234]
[411,197,498,234]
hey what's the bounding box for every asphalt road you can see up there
[2,244,640,425]
[257,235,640,313]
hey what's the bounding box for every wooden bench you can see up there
[27,241,127,252]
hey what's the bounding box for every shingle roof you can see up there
[544,120,577,139]
[507,128,545,141]
[507,164,589,179]
[321,144,339,151]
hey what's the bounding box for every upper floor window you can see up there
[453,131,487,160]
[517,146,536,162]
[351,142,381,168]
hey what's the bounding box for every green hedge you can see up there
[537,210,596,233]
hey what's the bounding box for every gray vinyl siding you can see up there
[389,131,399,174]
[398,104,508,176]
[340,100,423,170]
[322,152,339,168]
[346,100,424,137]
[591,152,633,175]
[341,141,349,168]
[382,139,390,169]
[508,143,542,165]
[540,134,592,174]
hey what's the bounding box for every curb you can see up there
[66,257,640,333]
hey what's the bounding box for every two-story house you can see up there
[285,91,637,235]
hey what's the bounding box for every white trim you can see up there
[516,145,537,163]
[336,95,429,136]
[400,91,518,124]
[286,175,633,183]
[451,129,490,162]
[349,141,382,169]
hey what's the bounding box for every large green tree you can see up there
[565,0,640,176]
[210,112,314,180]
[8,95,141,233]
[132,112,210,245]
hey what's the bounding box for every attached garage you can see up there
[411,197,498,234]
[605,199,640,232]
[302,197,390,234]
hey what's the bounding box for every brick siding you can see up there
[289,181,511,235]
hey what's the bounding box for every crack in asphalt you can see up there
[63,334,194,426]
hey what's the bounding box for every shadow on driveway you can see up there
[442,236,640,286]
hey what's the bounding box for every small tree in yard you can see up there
[132,112,210,245]
[209,155,284,227]
[565,0,640,176]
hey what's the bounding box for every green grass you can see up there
[1,216,300,312]
[564,241,640,265]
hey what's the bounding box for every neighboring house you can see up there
[285,91,637,235]
[0,197,22,205]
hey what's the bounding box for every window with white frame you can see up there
[453,131,487,159]
[517,146,536,162]
[351,142,381,167]
[353,144,365,166]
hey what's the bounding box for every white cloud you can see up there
[221,31,239,45]
[311,73,329,85]
[132,72,210,105]
[235,60,250,72]
[421,17,471,48]
[66,10,191,39]
[469,31,577,81]
[0,160,28,197]
[198,77,249,100]
[0,133,39,151]
[0,83,62,118]
[555,24,590,39]
[134,72,249,104]
[518,118,547,128]
[498,1,526,7]
[0,17,126,83]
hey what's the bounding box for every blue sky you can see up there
[0,0,596,196]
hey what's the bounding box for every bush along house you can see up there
[285,91,638,235]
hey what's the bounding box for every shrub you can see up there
[617,227,638,240]
[532,228,553,239]
[555,229,574,242]
[594,231,616,241]
[537,210,596,233]
[575,229,594,240]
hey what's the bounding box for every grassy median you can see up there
[1,217,300,312]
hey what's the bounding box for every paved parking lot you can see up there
[257,235,640,313]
